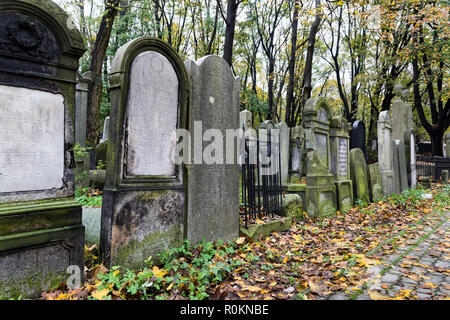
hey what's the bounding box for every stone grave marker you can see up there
[350,120,366,160]
[446,133,450,158]
[289,126,303,181]
[184,55,240,244]
[442,170,448,184]
[303,98,336,218]
[367,163,383,202]
[75,72,91,188]
[277,122,289,185]
[0,0,85,298]
[393,139,409,194]
[404,130,417,188]
[377,111,395,196]
[99,116,110,144]
[350,148,370,204]
[101,37,189,269]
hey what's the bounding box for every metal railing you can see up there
[240,127,283,228]
[416,155,450,181]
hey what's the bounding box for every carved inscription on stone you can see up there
[315,132,328,166]
[339,138,348,177]
[0,85,64,193]
[125,51,179,176]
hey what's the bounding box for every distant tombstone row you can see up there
[0,0,85,298]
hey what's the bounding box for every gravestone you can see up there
[391,84,413,143]
[289,126,304,181]
[0,0,85,298]
[101,37,189,269]
[350,148,370,204]
[393,139,409,194]
[350,120,366,160]
[329,116,353,212]
[367,163,383,202]
[277,122,290,185]
[75,72,91,188]
[99,116,110,144]
[442,170,448,185]
[303,98,336,218]
[377,111,395,196]
[404,130,417,188]
[184,55,240,244]
[446,133,450,158]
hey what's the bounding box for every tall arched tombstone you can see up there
[184,55,240,244]
[101,37,189,269]
[0,0,85,298]
[303,98,337,219]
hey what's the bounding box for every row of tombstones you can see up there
[275,92,418,219]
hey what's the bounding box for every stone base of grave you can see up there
[240,217,292,239]
[380,170,395,196]
[0,199,84,299]
[335,180,353,212]
[286,183,306,213]
[100,188,185,269]
[306,175,337,219]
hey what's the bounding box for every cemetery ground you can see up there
[40,183,450,301]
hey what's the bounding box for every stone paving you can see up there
[327,210,450,300]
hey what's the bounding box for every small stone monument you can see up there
[303,98,336,218]
[441,170,448,184]
[377,111,395,195]
[393,139,409,194]
[367,163,383,202]
[330,116,353,212]
[446,133,450,158]
[0,0,85,298]
[277,122,290,185]
[289,126,304,181]
[101,37,189,268]
[350,148,370,204]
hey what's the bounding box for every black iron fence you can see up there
[240,127,283,228]
[416,155,450,181]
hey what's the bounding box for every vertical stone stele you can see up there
[0,0,86,298]
[377,111,395,196]
[330,116,353,212]
[303,97,337,219]
[101,37,189,269]
[184,55,240,244]
[349,148,370,204]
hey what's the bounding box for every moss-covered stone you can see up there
[281,194,303,221]
[240,217,292,239]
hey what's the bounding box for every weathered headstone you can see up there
[330,116,353,212]
[446,133,450,158]
[184,55,240,244]
[289,126,303,181]
[277,122,289,185]
[441,170,448,185]
[101,37,189,268]
[367,163,383,202]
[350,148,370,204]
[393,139,409,194]
[377,111,395,196]
[75,72,91,188]
[303,98,336,218]
[350,120,366,159]
[404,130,417,188]
[0,0,85,298]
[99,116,110,144]
[391,84,413,143]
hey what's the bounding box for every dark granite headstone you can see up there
[350,120,366,160]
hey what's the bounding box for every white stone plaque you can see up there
[0,85,64,193]
[339,138,348,177]
[126,51,179,176]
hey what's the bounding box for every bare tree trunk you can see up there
[285,0,299,127]
[86,0,120,146]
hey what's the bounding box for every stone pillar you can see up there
[101,37,189,269]
[367,163,383,202]
[99,116,110,144]
[350,148,370,204]
[377,111,395,196]
[0,0,85,298]
[289,126,304,181]
[330,116,353,212]
[393,139,409,194]
[75,72,91,188]
[446,133,450,158]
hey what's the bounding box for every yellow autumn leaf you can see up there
[166,283,174,291]
[423,282,438,289]
[236,237,245,245]
[368,290,390,300]
[255,219,264,224]
[282,256,289,264]
[269,281,277,287]
[152,266,168,278]
[91,288,110,300]
[113,269,120,276]
[242,285,262,292]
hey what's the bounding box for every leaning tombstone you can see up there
[184,55,240,244]
[329,116,353,212]
[101,37,189,269]
[367,163,383,202]
[0,0,85,298]
[350,120,366,160]
[350,148,370,205]
[377,111,395,196]
[303,98,337,218]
